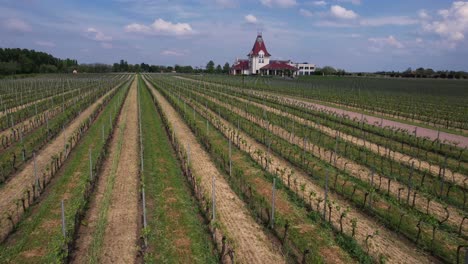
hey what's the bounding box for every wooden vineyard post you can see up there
[89,148,93,181]
[46,114,49,137]
[271,178,276,229]
[63,126,66,157]
[369,169,374,209]
[61,199,66,239]
[323,171,329,219]
[187,143,190,170]
[229,137,232,177]
[142,187,148,247]
[407,162,414,205]
[212,174,216,222]
[34,152,39,193]
[102,124,105,142]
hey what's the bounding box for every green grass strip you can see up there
[139,77,217,264]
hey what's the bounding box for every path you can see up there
[99,77,140,264]
[71,78,137,263]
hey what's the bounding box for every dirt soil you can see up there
[99,78,140,264]
[70,78,136,263]
[144,77,284,264]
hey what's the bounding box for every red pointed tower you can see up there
[248,33,271,74]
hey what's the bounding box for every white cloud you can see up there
[86,27,112,41]
[312,1,327,6]
[245,14,258,24]
[124,18,194,36]
[299,8,314,17]
[4,18,32,32]
[360,16,418,26]
[418,9,430,20]
[330,5,358,19]
[369,35,404,49]
[35,40,55,47]
[160,49,187,56]
[422,1,468,42]
[260,0,297,8]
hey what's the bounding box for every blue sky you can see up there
[1,0,468,71]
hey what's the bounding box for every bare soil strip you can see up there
[97,78,140,264]
[70,79,134,263]
[175,76,468,148]
[144,78,284,264]
[184,90,436,263]
[195,87,467,189]
[0,84,121,242]
[198,92,467,236]
[289,96,468,135]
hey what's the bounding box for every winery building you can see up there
[231,33,316,76]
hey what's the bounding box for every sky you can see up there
[1,0,468,72]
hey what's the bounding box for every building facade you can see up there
[231,34,315,77]
[295,63,316,76]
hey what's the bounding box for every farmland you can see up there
[0,73,466,263]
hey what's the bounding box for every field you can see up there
[0,73,466,263]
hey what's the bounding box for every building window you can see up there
[299,66,304,69]
[305,67,309,70]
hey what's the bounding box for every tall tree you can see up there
[216,64,222,74]
[223,62,230,74]
[206,60,215,73]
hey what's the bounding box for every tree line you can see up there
[0,48,232,76]
[373,67,468,79]
[0,48,78,75]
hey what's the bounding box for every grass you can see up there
[139,76,217,264]
[86,87,128,263]
[0,80,129,263]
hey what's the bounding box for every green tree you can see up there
[216,64,222,74]
[206,60,215,73]
[321,66,337,75]
[223,62,230,74]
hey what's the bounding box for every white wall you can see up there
[250,50,270,74]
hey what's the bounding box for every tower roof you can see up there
[248,34,271,57]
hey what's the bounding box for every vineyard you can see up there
[0,73,466,263]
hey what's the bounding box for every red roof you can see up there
[261,60,297,71]
[231,59,249,70]
[248,34,271,57]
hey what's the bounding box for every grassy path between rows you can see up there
[71,77,138,264]
[139,76,218,263]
